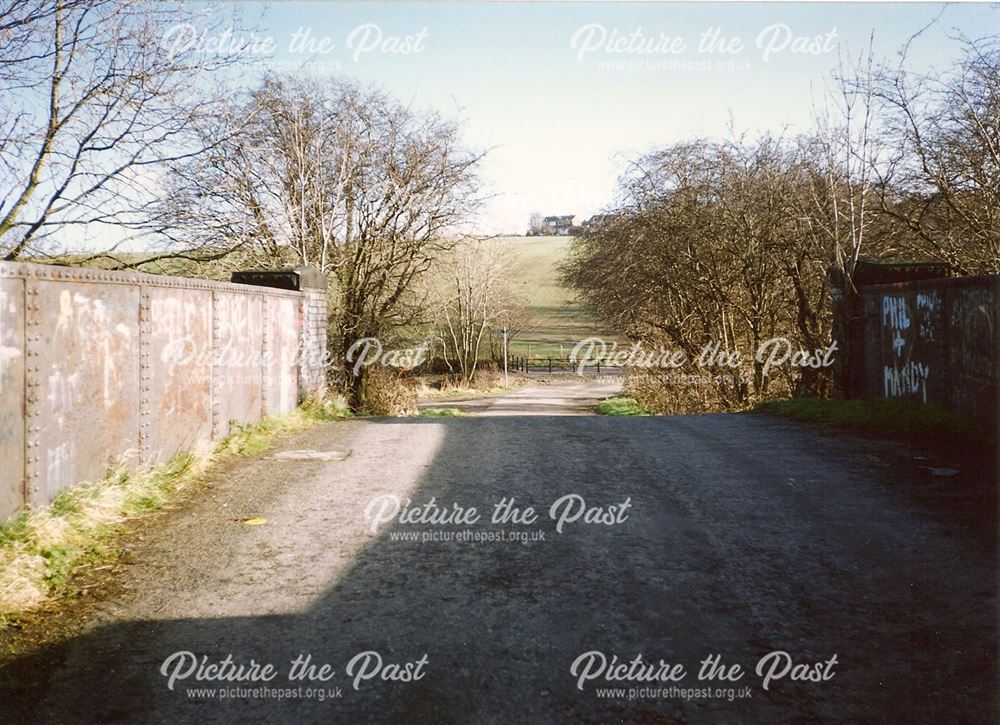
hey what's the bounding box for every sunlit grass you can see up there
[418,407,463,418]
[596,396,650,416]
[493,235,618,358]
[752,398,987,445]
[0,396,351,625]
[0,452,208,624]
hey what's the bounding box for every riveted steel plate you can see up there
[213,291,264,438]
[146,287,213,462]
[0,277,25,518]
[29,280,141,504]
[265,296,299,416]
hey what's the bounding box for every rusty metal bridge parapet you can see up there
[0,262,328,519]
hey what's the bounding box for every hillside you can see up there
[496,235,611,359]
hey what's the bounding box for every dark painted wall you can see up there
[853,275,999,430]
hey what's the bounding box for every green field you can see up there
[496,235,610,359]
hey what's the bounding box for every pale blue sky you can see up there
[216,1,999,234]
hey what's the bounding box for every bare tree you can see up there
[804,36,882,292]
[163,74,486,408]
[154,76,351,273]
[564,32,1000,410]
[869,33,1000,274]
[0,0,249,261]
[431,238,525,383]
[527,211,545,236]
[778,43,885,398]
[563,134,856,408]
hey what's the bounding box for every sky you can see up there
[196,1,999,235]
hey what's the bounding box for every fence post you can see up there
[548,357,552,373]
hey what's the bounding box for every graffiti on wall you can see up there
[851,276,997,428]
[880,293,935,403]
[0,262,328,520]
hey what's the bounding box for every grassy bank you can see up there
[596,397,650,416]
[496,236,620,359]
[419,407,463,418]
[0,398,350,626]
[753,398,988,447]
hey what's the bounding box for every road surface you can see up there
[418,376,623,416]
[7,382,998,723]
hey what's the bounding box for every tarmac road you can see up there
[8,381,998,723]
[418,375,623,416]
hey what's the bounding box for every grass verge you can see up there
[596,396,650,416]
[752,398,988,446]
[0,396,350,627]
[419,408,463,418]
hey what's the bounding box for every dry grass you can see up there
[0,395,351,626]
[0,450,209,622]
[414,368,529,400]
[218,395,351,455]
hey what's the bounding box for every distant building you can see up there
[541,215,576,235]
[582,214,613,229]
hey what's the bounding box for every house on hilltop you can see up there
[541,215,576,235]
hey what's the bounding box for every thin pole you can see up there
[502,327,509,388]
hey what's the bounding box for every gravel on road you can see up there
[7,382,997,723]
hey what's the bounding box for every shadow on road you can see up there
[5,414,998,723]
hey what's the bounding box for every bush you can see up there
[622,365,799,414]
[624,370,730,414]
[357,366,418,416]
[469,365,505,390]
